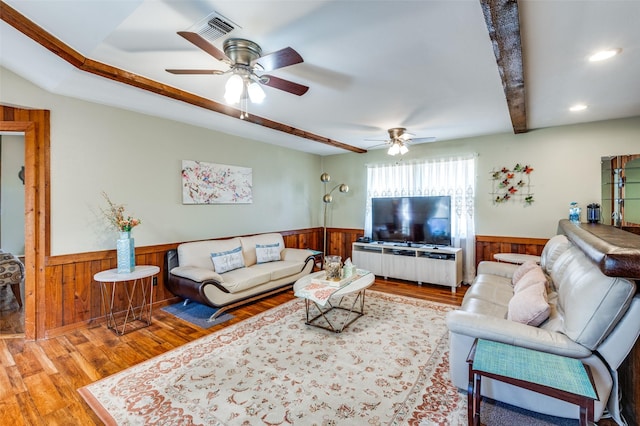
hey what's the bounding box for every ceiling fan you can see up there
[166,32,309,118]
[367,128,436,156]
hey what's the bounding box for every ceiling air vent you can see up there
[190,12,239,43]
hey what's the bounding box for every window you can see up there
[366,155,476,282]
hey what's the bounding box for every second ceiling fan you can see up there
[367,128,436,156]
[166,31,309,118]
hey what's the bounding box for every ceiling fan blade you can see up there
[399,132,414,141]
[255,47,303,72]
[177,31,229,62]
[409,137,437,143]
[367,142,390,149]
[261,75,309,96]
[166,69,225,75]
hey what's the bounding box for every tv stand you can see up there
[352,242,462,293]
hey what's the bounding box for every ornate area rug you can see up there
[79,291,466,425]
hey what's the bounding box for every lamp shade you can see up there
[224,74,244,104]
[247,81,265,103]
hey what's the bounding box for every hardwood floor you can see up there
[0,279,616,425]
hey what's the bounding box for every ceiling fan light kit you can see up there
[387,141,408,156]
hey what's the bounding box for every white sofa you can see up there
[165,233,315,320]
[446,230,640,423]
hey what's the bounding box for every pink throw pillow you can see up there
[511,260,539,285]
[508,282,550,326]
[513,266,547,293]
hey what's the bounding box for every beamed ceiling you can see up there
[1,0,639,156]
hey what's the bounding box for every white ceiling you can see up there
[1,0,639,156]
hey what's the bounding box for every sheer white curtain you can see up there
[365,155,477,282]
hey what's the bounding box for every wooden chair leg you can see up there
[10,283,22,308]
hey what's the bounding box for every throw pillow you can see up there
[513,266,547,293]
[511,260,539,285]
[256,243,281,263]
[507,282,550,326]
[210,247,245,273]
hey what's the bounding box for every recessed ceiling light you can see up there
[589,48,622,62]
[570,104,588,112]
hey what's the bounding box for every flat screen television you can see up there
[370,196,452,246]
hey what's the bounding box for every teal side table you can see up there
[466,339,598,426]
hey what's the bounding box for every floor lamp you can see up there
[321,172,349,258]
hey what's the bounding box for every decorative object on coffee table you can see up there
[320,172,348,257]
[324,255,342,280]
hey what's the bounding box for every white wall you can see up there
[323,116,640,239]
[0,135,25,255]
[1,67,323,255]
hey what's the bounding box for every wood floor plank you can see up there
[0,395,26,425]
[14,391,46,426]
[22,371,67,417]
[25,342,59,375]
[0,363,15,399]
[0,338,16,366]
[67,350,102,383]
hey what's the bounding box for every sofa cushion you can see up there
[513,266,547,293]
[241,233,284,267]
[251,260,303,281]
[220,268,271,293]
[464,276,513,306]
[552,246,636,349]
[511,261,539,285]
[256,243,281,263]
[460,296,509,318]
[540,234,571,276]
[178,237,242,270]
[508,281,550,326]
[211,246,245,273]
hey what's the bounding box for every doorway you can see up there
[0,105,49,341]
[0,134,26,336]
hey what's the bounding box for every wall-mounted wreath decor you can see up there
[490,163,534,205]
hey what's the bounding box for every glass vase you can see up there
[116,231,135,273]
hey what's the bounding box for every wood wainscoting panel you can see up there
[281,228,323,253]
[326,228,364,261]
[475,235,548,265]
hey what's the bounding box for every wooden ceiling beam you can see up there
[479,0,527,134]
[0,1,366,153]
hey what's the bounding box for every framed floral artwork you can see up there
[181,160,253,204]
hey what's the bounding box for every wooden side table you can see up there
[94,265,159,335]
[467,339,598,426]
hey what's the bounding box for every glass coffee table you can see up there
[293,270,374,333]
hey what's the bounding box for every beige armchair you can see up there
[0,251,24,308]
